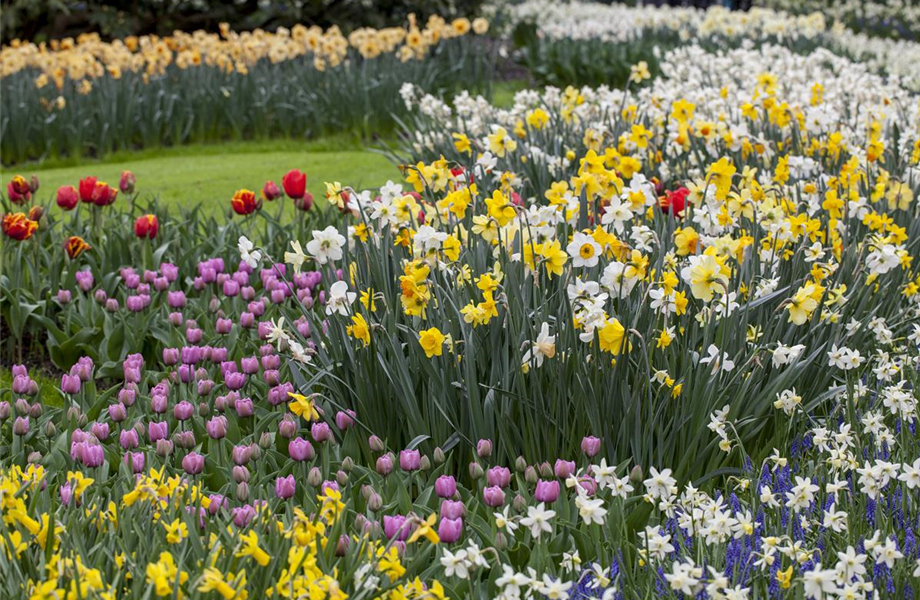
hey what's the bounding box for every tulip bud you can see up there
[335,535,349,557]
[44,420,57,437]
[367,492,383,511]
[0,402,9,420]
[29,403,42,418]
[13,416,29,436]
[433,447,445,464]
[539,462,553,478]
[233,466,250,483]
[28,451,42,464]
[515,456,527,472]
[278,416,297,439]
[513,494,527,512]
[376,454,394,475]
[236,482,250,502]
[259,432,272,450]
[468,462,483,480]
[307,467,323,487]
[342,456,354,472]
[524,466,538,484]
[419,455,431,471]
[368,435,385,452]
[476,439,493,458]
[336,470,348,487]
[630,464,644,483]
[156,439,174,457]
[494,531,508,550]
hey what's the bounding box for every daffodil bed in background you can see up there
[3,1,920,598]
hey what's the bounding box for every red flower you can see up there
[28,206,44,222]
[231,189,261,215]
[293,192,314,211]
[2,213,38,241]
[135,214,159,239]
[661,187,690,217]
[282,169,307,200]
[56,185,80,211]
[64,235,91,259]
[119,170,136,194]
[262,180,282,201]
[92,181,118,206]
[79,177,98,202]
[7,175,31,204]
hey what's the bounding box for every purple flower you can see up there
[435,475,457,498]
[120,429,139,449]
[534,479,560,503]
[335,410,356,430]
[487,466,512,488]
[107,403,127,422]
[581,436,601,457]
[174,401,194,421]
[554,459,576,479]
[206,416,227,439]
[384,515,409,540]
[440,500,465,520]
[61,374,82,394]
[438,517,463,543]
[289,437,315,461]
[148,421,168,442]
[182,452,205,475]
[483,486,506,507]
[376,454,394,475]
[311,422,332,443]
[275,475,296,499]
[124,451,145,473]
[399,449,421,471]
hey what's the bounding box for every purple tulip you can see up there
[534,479,561,503]
[174,401,194,421]
[275,475,296,499]
[182,452,205,475]
[399,449,421,471]
[234,397,254,418]
[487,466,512,488]
[435,475,457,498]
[232,505,256,527]
[289,437,315,461]
[554,459,576,479]
[225,372,246,391]
[162,348,180,366]
[581,436,601,457]
[438,517,463,543]
[120,429,139,449]
[476,439,493,457]
[376,454,394,475]
[61,374,82,394]
[90,422,110,440]
[107,403,127,422]
[232,445,252,466]
[440,500,465,520]
[384,515,409,540]
[335,410,356,430]
[124,451,145,473]
[483,486,506,507]
[311,422,332,443]
[148,421,168,441]
[13,416,29,435]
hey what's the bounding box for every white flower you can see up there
[699,344,735,373]
[284,240,307,274]
[440,548,470,579]
[267,317,289,350]
[520,503,555,538]
[834,546,867,580]
[574,493,607,526]
[538,574,572,600]
[238,235,262,268]
[325,280,356,316]
[643,467,676,501]
[801,564,836,600]
[494,506,518,534]
[306,226,346,265]
[873,537,904,569]
[567,232,602,268]
[772,343,805,368]
[600,197,633,232]
[899,457,920,489]
[522,322,556,370]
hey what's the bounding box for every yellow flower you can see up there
[485,190,516,227]
[629,61,651,84]
[236,530,270,567]
[419,327,446,358]
[598,318,627,356]
[146,552,188,597]
[776,565,793,589]
[539,239,568,278]
[377,545,407,579]
[452,132,471,155]
[706,157,736,200]
[163,518,188,544]
[407,512,440,544]
[197,568,247,600]
[526,108,550,130]
[487,127,517,157]
[786,284,819,325]
[682,253,729,301]
[288,392,320,421]
[347,313,371,347]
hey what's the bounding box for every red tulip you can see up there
[56,185,79,210]
[662,187,690,217]
[7,175,31,204]
[91,181,117,206]
[231,189,261,215]
[282,169,307,200]
[79,177,98,202]
[63,235,91,259]
[2,213,38,241]
[119,170,136,194]
[135,214,159,239]
[293,192,314,211]
[262,180,282,201]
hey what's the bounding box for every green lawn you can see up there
[2,137,398,213]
